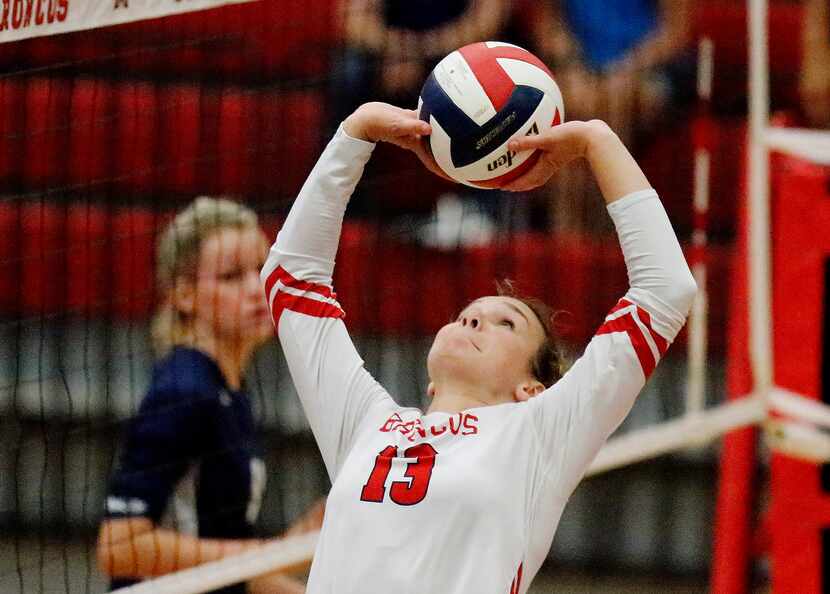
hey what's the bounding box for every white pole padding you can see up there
[697,37,715,101]
[770,387,830,429]
[686,35,715,418]
[111,531,319,594]
[587,398,766,476]
[764,128,830,165]
[765,419,830,463]
[747,0,774,399]
[686,261,708,416]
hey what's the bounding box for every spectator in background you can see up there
[529,0,695,232]
[97,197,323,594]
[800,0,830,128]
[336,0,508,119]
[332,0,527,242]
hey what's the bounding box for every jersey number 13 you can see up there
[360,443,438,506]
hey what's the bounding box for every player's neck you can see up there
[426,380,509,414]
[187,327,248,390]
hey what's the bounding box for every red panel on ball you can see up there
[458,42,515,112]
[485,44,555,79]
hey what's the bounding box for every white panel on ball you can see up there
[497,58,564,113]
[427,117,456,180]
[484,41,523,50]
[432,52,497,126]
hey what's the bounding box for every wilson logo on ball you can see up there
[418,41,564,189]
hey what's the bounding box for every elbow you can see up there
[260,245,280,287]
[673,270,698,315]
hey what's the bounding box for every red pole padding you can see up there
[710,135,758,593]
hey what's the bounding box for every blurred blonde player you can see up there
[97,197,322,594]
[261,103,697,593]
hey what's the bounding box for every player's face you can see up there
[427,296,546,402]
[192,225,273,349]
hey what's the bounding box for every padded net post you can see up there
[768,152,830,592]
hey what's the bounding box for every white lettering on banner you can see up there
[0,0,258,43]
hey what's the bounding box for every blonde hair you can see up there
[151,196,259,356]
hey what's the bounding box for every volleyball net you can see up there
[1,0,829,592]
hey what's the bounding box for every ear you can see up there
[172,279,196,316]
[513,380,545,403]
[426,382,436,399]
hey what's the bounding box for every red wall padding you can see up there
[0,77,324,201]
[0,200,730,352]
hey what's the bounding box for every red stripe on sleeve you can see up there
[632,305,669,356]
[597,314,657,378]
[608,298,632,316]
[271,291,345,324]
[606,299,670,356]
[264,265,337,303]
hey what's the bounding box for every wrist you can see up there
[583,120,617,159]
[343,108,371,142]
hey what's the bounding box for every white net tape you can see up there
[765,128,830,165]
[111,531,319,594]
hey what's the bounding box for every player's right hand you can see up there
[343,102,453,182]
[343,102,430,147]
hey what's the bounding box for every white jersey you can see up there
[261,126,696,594]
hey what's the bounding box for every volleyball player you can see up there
[261,102,697,593]
[97,198,319,594]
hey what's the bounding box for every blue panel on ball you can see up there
[421,72,545,168]
[420,70,481,144]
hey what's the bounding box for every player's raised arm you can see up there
[261,103,430,478]
[508,121,697,495]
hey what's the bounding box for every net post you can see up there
[765,148,830,593]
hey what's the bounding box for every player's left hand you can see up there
[500,120,607,192]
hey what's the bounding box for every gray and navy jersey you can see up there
[105,347,265,594]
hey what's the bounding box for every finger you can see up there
[508,132,556,153]
[392,117,431,137]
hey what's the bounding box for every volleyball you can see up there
[418,41,564,189]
